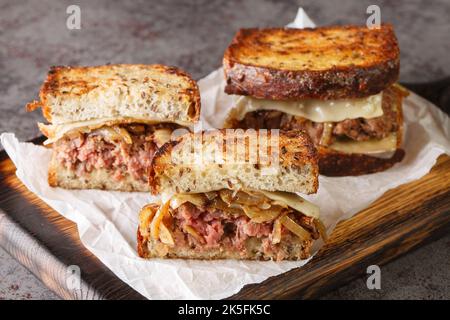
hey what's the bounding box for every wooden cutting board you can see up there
[0,138,449,299]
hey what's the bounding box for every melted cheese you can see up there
[233,93,383,122]
[40,116,191,145]
[260,191,320,218]
[329,134,397,154]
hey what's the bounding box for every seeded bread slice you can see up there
[149,129,319,195]
[27,64,200,125]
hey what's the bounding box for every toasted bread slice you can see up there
[150,129,318,195]
[318,148,405,176]
[224,25,399,100]
[27,64,200,125]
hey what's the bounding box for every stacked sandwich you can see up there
[223,25,408,176]
[27,64,200,191]
[138,129,326,261]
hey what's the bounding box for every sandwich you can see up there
[223,25,409,176]
[27,64,200,191]
[137,129,326,261]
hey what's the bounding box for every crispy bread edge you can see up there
[35,64,201,123]
[148,130,319,195]
[318,148,405,176]
[223,25,400,100]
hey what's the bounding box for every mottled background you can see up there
[0,0,449,299]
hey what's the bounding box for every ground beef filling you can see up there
[235,85,401,146]
[53,124,175,182]
[170,202,318,259]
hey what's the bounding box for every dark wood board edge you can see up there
[0,211,101,299]
[0,210,146,300]
[1,150,450,300]
[0,155,145,300]
[230,190,450,299]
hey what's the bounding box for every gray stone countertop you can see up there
[0,0,449,299]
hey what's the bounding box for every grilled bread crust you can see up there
[149,129,319,195]
[26,64,201,125]
[224,25,399,100]
[318,148,405,176]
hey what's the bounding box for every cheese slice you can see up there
[329,134,397,154]
[232,92,383,123]
[39,116,191,145]
[260,191,320,219]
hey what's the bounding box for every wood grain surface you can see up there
[0,144,145,300]
[0,141,449,299]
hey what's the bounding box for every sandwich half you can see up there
[138,129,326,261]
[223,25,409,176]
[27,64,200,191]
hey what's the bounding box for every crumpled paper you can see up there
[1,8,450,300]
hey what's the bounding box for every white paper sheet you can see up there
[1,8,450,299]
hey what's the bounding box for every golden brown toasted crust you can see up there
[151,129,318,172]
[137,228,147,258]
[223,25,400,100]
[28,64,201,124]
[318,148,405,176]
[48,163,57,187]
[149,129,319,195]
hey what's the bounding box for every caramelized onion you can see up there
[170,193,206,210]
[184,225,205,244]
[280,215,311,240]
[272,218,282,244]
[115,127,133,144]
[314,218,328,242]
[64,130,84,141]
[150,201,170,240]
[153,128,173,147]
[234,191,266,206]
[93,126,133,144]
[219,189,233,205]
[320,122,334,146]
[219,189,268,207]
[210,197,244,216]
[127,124,146,134]
[258,202,272,210]
[159,222,175,245]
[204,191,218,201]
[242,205,283,223]
[138,204,158,237]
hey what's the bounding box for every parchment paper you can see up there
[1,8,449,299]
